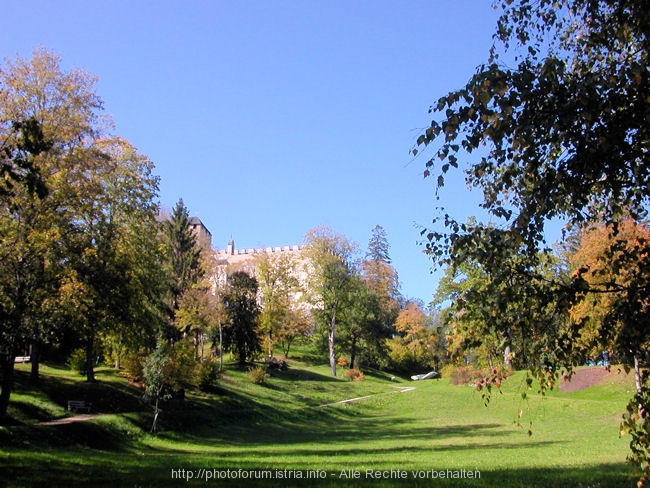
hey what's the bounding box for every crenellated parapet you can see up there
[216,240,305,257]
[210,239,310,294]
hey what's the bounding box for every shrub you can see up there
[385,338,435,373]
[337,357,349,367]
[449,366,485,386]
[195,359,220,391]
[265,356,288,371]
[345,369,365,382]
[66,348,87,375]
[121,350,148,382]
[439,363,458,379]
[248,365,268,385]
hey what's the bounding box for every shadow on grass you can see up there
[6,400,55,424]
[0,455,637,487]
[11,367,146,419]
[267,367,341,383]
[0,413,146,452]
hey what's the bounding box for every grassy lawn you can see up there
[0,357,639,487]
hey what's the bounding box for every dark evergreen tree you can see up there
[0,118,50,200]
[163,199,203,333]
[366,225,391,263]
[221,271,261,364]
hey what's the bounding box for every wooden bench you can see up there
[67,400,92,413]
[14,356,31,363]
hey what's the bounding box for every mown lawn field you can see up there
[0,357,640,487]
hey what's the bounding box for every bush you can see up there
[386,338,435,373]
[337,357,349,367]
[195,359,220,391]
[165,338,197,391]
[248,365,268,385]
[121,350,147,382]
[439,363,458,379]
[449,366,485,386]
[345,369,365,382]
[265,357,288,371]
[66,348,87,375]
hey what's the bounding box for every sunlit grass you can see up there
[0,359,639,487]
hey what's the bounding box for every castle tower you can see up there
[227,239,235,255]
[188,216,212,250]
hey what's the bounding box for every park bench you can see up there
[14,356,31,363]
[67,400,92,413]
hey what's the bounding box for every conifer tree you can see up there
[163,199,204,336]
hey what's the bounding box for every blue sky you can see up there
[3,1,499,303]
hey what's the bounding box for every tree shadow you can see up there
[0,455,636,487]
[268,367,341,383]
[12,367,146,417]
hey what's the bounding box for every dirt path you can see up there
[558,366,614,392]
[318,386,415,407]
[36,414,105,426]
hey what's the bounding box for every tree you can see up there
[366,225,391,264]
[0,118,49,200]
[142,339,172,434]
[0,118,52,392]
[386,301,438,373]
[276,304,312,359]
[360,225,402,367]
[411,0,650,479]
[175,285,219,359]
[1,49,161,424]
[339,275,390,370]
[1,49,110,415]
[221,271,261,364]
[256,252,299,357]
[163,199,204,336]
[433,251,569,374]
[304,226,356,377]
[101,209,168,370]
[569,220,650,391]
[141,336,194,434]
[57,137,159,382]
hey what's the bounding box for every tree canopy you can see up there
[0,49,160,415]
[304,226,357,377]
[221,271,261,364]
[414,1,650,479]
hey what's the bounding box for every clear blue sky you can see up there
[2,1,499,303]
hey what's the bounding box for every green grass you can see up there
[0,359,640,487]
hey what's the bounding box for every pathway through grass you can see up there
[317,385,416,407]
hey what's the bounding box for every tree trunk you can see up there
[30,340,41,382]
[350,337,358,370]
[85,335,95,382]
[329,312,337,377]
[0,354,16,420]
[151,398,159,434]
[218,321,223,372]
[635,355,643,395]
[283,337,294,359]
[114,336,122,369]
